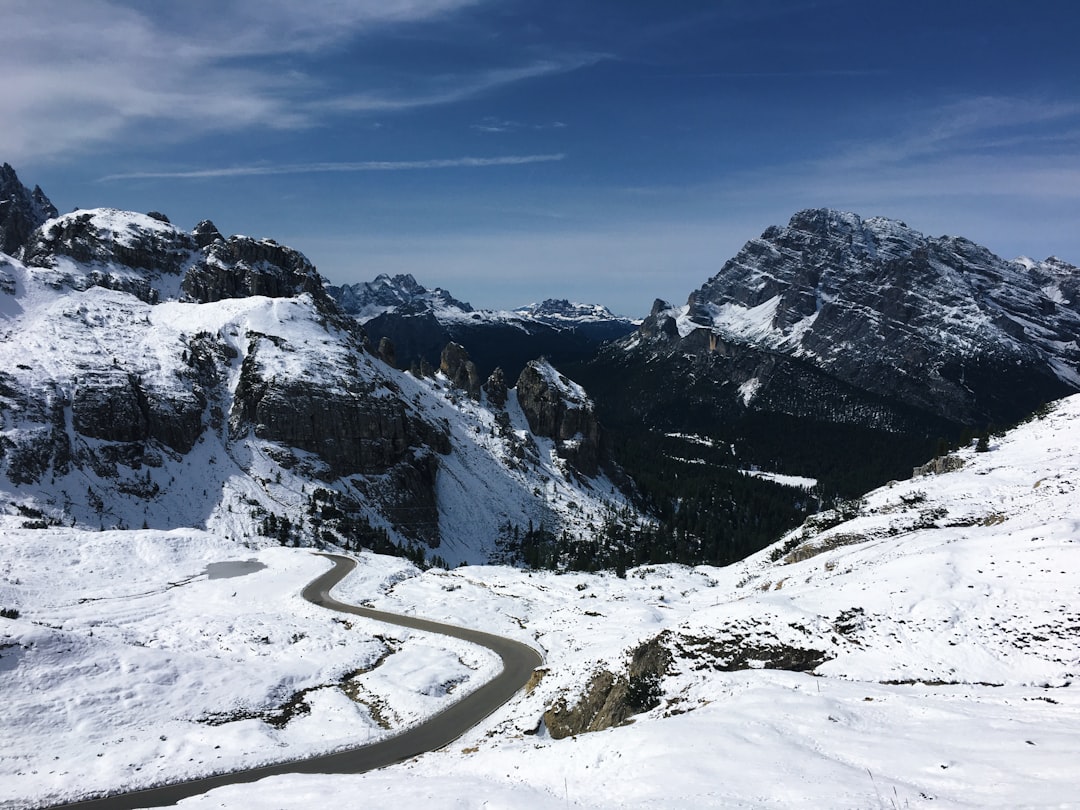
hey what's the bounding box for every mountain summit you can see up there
[0,162,58,256]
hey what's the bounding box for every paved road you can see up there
[49,553,543,810]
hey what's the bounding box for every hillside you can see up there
[0,197,643,566]
[4,392,1077,807]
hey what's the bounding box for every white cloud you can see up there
[100,154,566,181]
[0,0,584,163]
[314,57,603,114]
[820,96,1080,170]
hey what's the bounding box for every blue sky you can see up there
[5,0,1080,316]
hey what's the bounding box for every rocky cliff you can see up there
[0,163,58,257]
[0,176,634,563]
[515,360,601,476]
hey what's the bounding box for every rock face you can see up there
[22,209,198,303]
[543,634,671,739]
[182,234,326,304]
[440,342,481,400]
[483,367,508,408]
[677,208,1080,425]
[0,163,58,256]
[515,360,601,475]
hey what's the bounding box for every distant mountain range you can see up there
[328,274,637,380]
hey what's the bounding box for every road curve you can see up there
[48,552,543,810]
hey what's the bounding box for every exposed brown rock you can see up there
[440,342,481,400]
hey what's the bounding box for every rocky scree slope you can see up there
[0,201,638,565]
[329,274,637,380]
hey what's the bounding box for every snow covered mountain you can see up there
[661,208,1080,423]
[578,209,1080,501]
[328,273,474,322]
[328,275,637,380]
[0,179,642,566]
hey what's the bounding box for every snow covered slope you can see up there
[0,207,642,565]
[184,393,1080,809]
[3,394,1078,808]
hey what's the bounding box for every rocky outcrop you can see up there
[515,360,600,476]
[230,335,449,479]
[483,367,508,408]
[0,376,71,485]
[182,235,325,304]
[440,342,481,400]
[543,634,671,739]
[192,219,224,249]
[0,163,58,256]
[638,299,680,341]
[71,372,206,454]
[377,337,397,368]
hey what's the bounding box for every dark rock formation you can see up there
[638,299,680,341]
[377,336,397,368]
[71,372,205,454]
[440,342,481,400]
[230,335,448,479]
[515,360,600,475]
[483,367,508,408]
[0,375,71,485]
[182,235,325,304]
[0,163,58,256]
[192,219,223,248]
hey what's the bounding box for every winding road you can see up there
[50,553,544,810]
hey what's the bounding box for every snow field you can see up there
[0,531,498,809]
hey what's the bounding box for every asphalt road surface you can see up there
[47,552,543,810]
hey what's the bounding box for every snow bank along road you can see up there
[49,553,544,810]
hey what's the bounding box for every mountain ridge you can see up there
[0,200,641,566]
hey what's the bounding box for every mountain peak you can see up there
[331,273,473,322]
[0,163,59,256]
[514,298,627,323]
[628,207,1080,427]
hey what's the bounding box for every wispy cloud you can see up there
[99,154,566,181]
[314,57,603,115]
[822,96,1080,170]
[0,0,588,163]
[471,117,568,133]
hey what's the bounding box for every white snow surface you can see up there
[739,468,818,490]
[4,395,1080,808]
